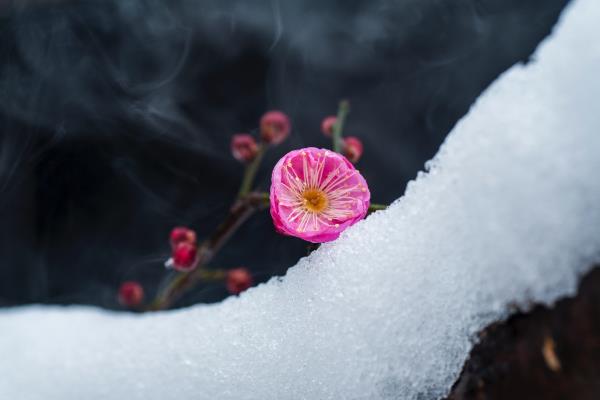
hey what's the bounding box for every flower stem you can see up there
[332,100,350,153]
[238,144,266,199]
[368,203,387,211]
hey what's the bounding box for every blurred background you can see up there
[0,0,568,309]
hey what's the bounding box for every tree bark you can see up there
[446,266,600,400]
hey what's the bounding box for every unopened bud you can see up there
[342,136,363,163]
[172,242,198,272]
[226,267,253,295]
[320,115,337,137]
[118,281,144,307]
[231,133,259,163]
[169,226,197,249]
[260,110,290,145]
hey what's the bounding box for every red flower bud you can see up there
[226,267,253,295]
[118,281,144,308]
[260,110,290,145]
[169,226,197,249]
[172,242,198,272]
[231,133,259,163]
[342,136,363,163]
[321,115,337,137]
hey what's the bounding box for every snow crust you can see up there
[2,1,600,399]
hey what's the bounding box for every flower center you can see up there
[302,188,329,213]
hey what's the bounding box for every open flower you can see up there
[270,147,370,243]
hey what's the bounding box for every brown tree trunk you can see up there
[446,267,600,400]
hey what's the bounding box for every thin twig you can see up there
[368,203,387,212]
[238,144,266,198]
[332,100,350,153]
[148,192,269,311]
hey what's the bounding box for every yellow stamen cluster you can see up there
[302,188,329,213]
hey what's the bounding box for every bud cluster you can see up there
[230,110,291,164]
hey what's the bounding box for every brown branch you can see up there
[148,192,268,311]
[445,266,600,400]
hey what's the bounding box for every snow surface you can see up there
[2,1,600,399]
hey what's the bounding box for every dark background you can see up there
[0,0,569,309]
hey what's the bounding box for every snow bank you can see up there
[2,0,600,399]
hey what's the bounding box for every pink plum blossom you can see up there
[270,147,370,243]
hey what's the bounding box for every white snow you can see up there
[2,0,600,399]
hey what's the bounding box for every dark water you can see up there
[0,0,569,309]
